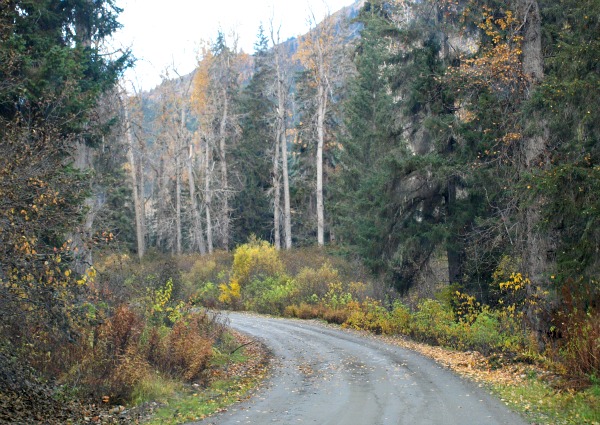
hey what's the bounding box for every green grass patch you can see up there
[143,348,267,425]
[492,377,600,425]
[131,373,182,407]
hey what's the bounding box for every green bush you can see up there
[190,282,221,308]
[466,311,504,355]
[245,276,297,315]
[390,301,412,335]
[410,299,456,345]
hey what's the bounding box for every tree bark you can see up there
[316,83,327,247]
[273,124,282,249]
[175,126,182,255]
[70,0,95,273]
[188,138,207,254]
[270,25,293,250]
[204,136,214,254]
[219,90,230,249]
[516,0,552,346]
[123,94,145,259]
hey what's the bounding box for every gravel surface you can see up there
[198,312,528,425]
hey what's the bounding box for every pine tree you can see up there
[535,0,600,305]
[332,1,399,274]
[233,25,275,244]
[0,0,129,378]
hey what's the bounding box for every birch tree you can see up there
[192,47,216,253]
[192,33,242,251]
[296,10,346,246]
[270,21,293,249]
[122,90,146,259]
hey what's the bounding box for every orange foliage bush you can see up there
[284,303,324,320]
[557,283,600,377]
[322,308,351,325]
[72,305,146,401]
[163,313,214,381]
[99,305,144,358]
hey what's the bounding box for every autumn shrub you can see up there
[279,247,335,276]
[322,282,354,309]
[101,305,144,358]
[181,258,217,294]
[231,237,283,287]
[145,325,169,369]
[284,303,324,320]
[321,308,351,324]
[66,304,223,403]
[191,281,221,308]
[561,309,600,377]
[557,283,600,378]
[162,313,215,381]
[218,279,242,309]
[110,346,152,402]
[72,305,148,401]
[410,299,456,345]
[295,262,341,302]
[244,276,297,315]
[152,279,191,327]
[389,301,412,335]
[344,298,398,335]
[279,247,370,283]
[180,252,234,301]
[94,253,184,308]
[462,311,505,355]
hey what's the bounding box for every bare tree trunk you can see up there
[275,49,292,249]
[219,91,230,249]
[123,94,145,259]
[273,126,281,249]
[316,84,327,247]
[71,0,95,273]
[281,128,292,249]
[516,0,551,347]
[139,152,146,249]
[271,28,293,250]
[175,147,182,255]
[204,137,214,253]
[72,141,96,273]
[298,10,340,248]
[188,139,207,254]
[174,107,186,254]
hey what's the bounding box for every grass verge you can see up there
[375,331,600,425]
[492,377,600,425]
[142,332,270,425]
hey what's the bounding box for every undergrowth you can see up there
[182,239,599,424]
[71,241,597,424]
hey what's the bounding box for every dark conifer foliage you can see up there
[233,26,276,244]
[0,0,130,387]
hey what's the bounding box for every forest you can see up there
[1,0,598,423]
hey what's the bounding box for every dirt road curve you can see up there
[198,312,528,425]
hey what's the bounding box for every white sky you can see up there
[111,0,355,91]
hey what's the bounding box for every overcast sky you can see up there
[111,0,355,91]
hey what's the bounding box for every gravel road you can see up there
[199,312,528,425]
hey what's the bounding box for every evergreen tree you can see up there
[332,1,400,273]
[535,0,600,300]
[233,25,275,244]
[334,0,471,292]
[0,0,129,379]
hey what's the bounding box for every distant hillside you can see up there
[142,0,364,99]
